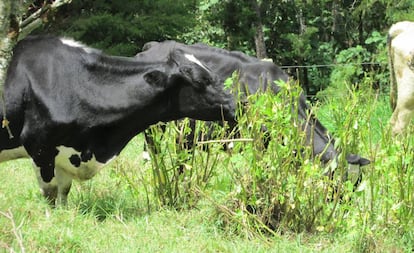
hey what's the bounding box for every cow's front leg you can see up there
[33,165,57,205]
[54,167,72,206]
[24,142,64,205]
[33,165,73,206]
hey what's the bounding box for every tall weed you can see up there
[146,119,231,209]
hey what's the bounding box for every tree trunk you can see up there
[1,0,73,90]
[0,0,21,92]
[331,0,339,43]
[296,4,309,94]
[251,0,267,59]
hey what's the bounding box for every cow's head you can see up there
[144,49,236,123]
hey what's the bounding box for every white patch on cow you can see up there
[32,163,73,206]
[55,146,116,181]
[184,53,210,72]
[0,146,29,162]
[60,38,95,54]
[261,58,273,62]
[347,163,361,185]
[142,151,151,161]
[389,21,414,134]
[227,141,234,150]
[389,21,414,40]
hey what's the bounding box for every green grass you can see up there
[0,140,333,252]
[1,82,414,252]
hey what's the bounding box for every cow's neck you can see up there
[74,64,170,126]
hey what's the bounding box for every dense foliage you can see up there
[42,0,198,56]
[37,0,414,95]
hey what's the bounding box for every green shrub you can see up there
[143,74,414,249]
[213,81,358,234]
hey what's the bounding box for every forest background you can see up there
[39,0,412,96]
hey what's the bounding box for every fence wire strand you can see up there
[280,62,385,69]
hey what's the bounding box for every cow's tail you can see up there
[1,60,28,140]
[1,94,14,139]
[388,35,398,111]
[388,26,399,112]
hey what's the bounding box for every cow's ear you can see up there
[144,70,168,88]
[359,157,371,166]
[346,154,371,166]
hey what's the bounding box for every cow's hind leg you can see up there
[391,106,414,135]
[33,165,72,206]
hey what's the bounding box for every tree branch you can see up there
[19,0,72,40]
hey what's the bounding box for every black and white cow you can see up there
[136,40,370,183]
[388,21,414,135]
[0,35,236,205]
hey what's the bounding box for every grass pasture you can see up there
[1,82,414,252]
[0,137,315,252]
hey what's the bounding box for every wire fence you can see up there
[276,61,390,99]
[279,62,386,69]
